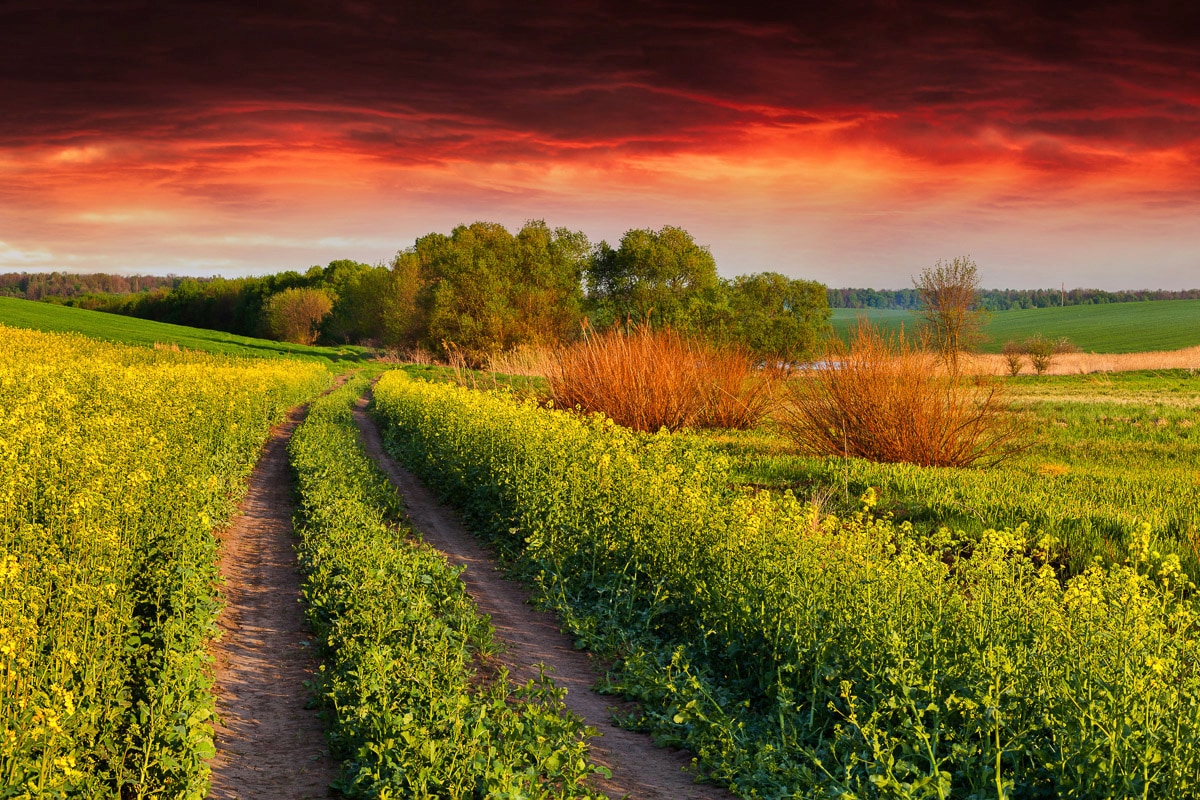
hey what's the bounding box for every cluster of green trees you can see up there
[392,222,830,364]
[829,286,1200,311]
[41,221,831,364]
[61,271,319,337]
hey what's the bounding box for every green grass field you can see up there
[0,296,368,362]
[698,368,1200,579]
[829,308,914,341]
[831,299,1200,353]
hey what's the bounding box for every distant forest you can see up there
[829,287,1200,310]
[5,230,1196,363]
[2,272,181,299]
[1,222,830,365]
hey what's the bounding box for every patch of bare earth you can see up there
[207,405,336,800]
[353,393,735,800]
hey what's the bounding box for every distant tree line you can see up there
[829,286,1200,310]
[9,221,831,365]
[0,271,181,299]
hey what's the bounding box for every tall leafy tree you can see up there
[726,272,831,363]
[383,248,424,348]
[397,220,589,363]
[319,259,392,343]
[418,222,514,361]
[586,225,720,330]
[510,220,589,345]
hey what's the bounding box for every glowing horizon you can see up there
[2,3,1198,289]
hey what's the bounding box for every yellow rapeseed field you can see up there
[0,325,328,799]
[373,370,1200,798]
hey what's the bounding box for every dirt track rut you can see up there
[207,405,336,800]
[354,392,734,800]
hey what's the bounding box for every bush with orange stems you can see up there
[543,324,775,432]
[777,322,1028,467]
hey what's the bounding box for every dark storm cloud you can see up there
[2,0,1198,168]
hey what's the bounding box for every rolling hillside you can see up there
[0,296,368,362]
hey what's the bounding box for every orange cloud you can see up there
[1,2,1198,285]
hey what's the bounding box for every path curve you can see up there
[208,403,336,799]
[354,392,735,800]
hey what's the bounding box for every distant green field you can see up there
[831,299,1200,353]
[0,296,368,362]
[829,308,913,340]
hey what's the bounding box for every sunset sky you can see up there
[2,1,1198,288]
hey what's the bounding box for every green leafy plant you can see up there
[0,325,329,797]
[373,369,1200,799]
[1001,339,1025,376]
[1025,334,1076,375]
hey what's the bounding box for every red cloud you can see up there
[2,1,1198,282]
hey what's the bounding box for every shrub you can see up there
[264,287,335,345]
[1002,339,1025,376]
[693,343,778,430]
[777,321,1027,467]
[543,324,774,432]
[1025,334,1076,375]
[486,343,558,377]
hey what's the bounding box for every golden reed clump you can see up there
[543,324,776,432]
[777,321,1029,467]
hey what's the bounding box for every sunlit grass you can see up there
[697,368,1200,578]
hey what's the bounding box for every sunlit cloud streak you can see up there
[1,1,1198,286]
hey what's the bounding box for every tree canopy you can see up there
[263,287,335,345]
[586,225,720,330]
[725,272,831,363]
[393,220,590,363]
[23,221,832,361]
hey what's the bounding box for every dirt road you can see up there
[207,405,336,800]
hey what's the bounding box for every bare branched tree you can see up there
[913,256,986,375]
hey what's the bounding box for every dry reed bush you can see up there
[406,345,436,365]
[443,340,500,390]
[543,325,776,432]
[693,344,778,430]
[778,322,1028,467]
[375,345,436,364]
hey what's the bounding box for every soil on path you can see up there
[208,404,337,800]
[353,393,735,800]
